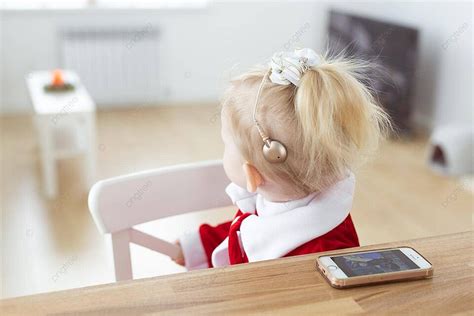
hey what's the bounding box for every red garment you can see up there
[199,210,359,268]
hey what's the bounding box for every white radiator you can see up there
[60,25,159,106]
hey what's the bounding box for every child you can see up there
[174,48,390,270]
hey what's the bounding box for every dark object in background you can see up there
[428,126,474,176]
[327,11,419,135]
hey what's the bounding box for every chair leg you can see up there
[111,230,133,281]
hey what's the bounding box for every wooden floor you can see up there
[1,105,473,298]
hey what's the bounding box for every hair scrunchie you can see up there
[269,48,320,87]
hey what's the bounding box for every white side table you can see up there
[26,70,97,198]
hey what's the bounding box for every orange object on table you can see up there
[52,69,64,87]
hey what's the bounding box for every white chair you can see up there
[88,160,231,281]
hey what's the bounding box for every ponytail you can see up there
[294,55,391,188]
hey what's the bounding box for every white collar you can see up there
[225,183,317,216]
[225,183,257,214]
[224,173,355,262]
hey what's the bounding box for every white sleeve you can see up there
[179,230,209,270]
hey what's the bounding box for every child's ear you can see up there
[242,162,264,192]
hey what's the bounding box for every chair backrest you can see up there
[89,160,231,234]
[88,160,231,281]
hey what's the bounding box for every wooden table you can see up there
[2,232,472,315]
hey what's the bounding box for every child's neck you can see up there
[257,185,308,203]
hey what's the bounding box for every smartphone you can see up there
[316,247,433,289]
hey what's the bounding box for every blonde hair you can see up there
[222,52,391,196]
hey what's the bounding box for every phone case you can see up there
[316,246,434,289]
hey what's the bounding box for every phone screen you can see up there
[331,249,420,277]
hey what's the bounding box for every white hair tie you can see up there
[269,48,320,87]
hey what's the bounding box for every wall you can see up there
[0,1,472,130]
[329,1,473,129]
[0,3,323,112]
